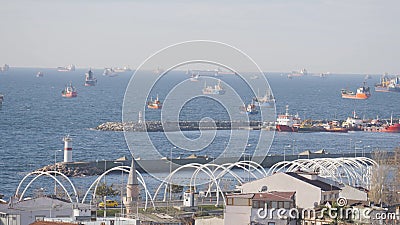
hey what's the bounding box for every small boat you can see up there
[253,89,275,107]
[0,93,4,105]
[0,64,9,72]
[276,105,301,132]
[36,72,44,78]
[202,80,225,95]
[190,73,200,82]
[84,69,97,86]
[57,64,75,72]
[147,95,162,109]
[61,83,77,98]
[103,68,118,77]
[341,82,371,99]
[240,101,258,114]
[323,123,348,133]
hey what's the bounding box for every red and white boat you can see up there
[147,95,162,109]
[276,105,301,132]
[382,114,400,133]
[61,83,77,98]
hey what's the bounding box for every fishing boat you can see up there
[84,69,97,86]
[341,82,371,99]
[36,72,44,78]
[253,89,275,107]
[276,105,301,132]
[57,64,75,72]
[103,68,118,77]
[61,83,77,98]
[202,80,225,95]
[147,95,162,109]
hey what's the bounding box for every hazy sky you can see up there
[1,0,399,74]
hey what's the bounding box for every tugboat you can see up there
[341,82,371,99]
[202,80,225,95]
[84,69,97,86]
[253,89,275,107]
[147,95,162,109]
[36,71,44,78]
[61,83,77,98]
[276,105,301,132]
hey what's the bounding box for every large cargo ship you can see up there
[341,82,371,99]
[276,105,301,132]
[84,69,97,86]
[57,64,75,72]
[147,95,162,109]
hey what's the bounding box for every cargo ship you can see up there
[84,69,97,86]
[276,105,301,132]
[113,66,132,72]
[57,64,75,72]
[288,68,307,78]
[147,95,162,109]
[202,80,225,95]
[103,68,118,77]
[61,83,77,98]
[341,82,371,99]
[253,89,275,107]
[382,114,400,133]
[0,64,9,72]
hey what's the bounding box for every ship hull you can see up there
[276,125,298,132]
[382,124,400,133]
[62,92,77,98]
[341,93,370,99]
[84,80,97,86]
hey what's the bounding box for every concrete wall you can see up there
[196,217,223,225]
[340,185,367,202]
[241,173,322,209]
[224,205,251,225]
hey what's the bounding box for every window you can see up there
[284,202,290,209]
[278,201,284,208]
[271,201,277,208]
[268,222,275,225]
[227,198,234,205]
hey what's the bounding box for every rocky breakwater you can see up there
[95,121,263,132]
[37,163,103,177]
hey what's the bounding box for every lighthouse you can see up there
[123,159,139,215]
[63,135,72,163]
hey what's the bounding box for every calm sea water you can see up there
[0,68,399,199]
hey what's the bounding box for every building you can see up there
[239,172,341,209]
[0,196,92,225]
[224,191,296,225]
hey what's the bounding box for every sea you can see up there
[0,68,399,200]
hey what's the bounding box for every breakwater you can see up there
[36,151,379,177]
[95,121,264,132]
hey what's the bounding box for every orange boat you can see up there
[147,95,162,109]
[61,83,77,98]
[341,82,371,99]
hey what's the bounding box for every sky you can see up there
[0,0,399,74]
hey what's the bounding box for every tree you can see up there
[95,182,120,198]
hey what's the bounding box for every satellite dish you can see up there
[260,186,268,192]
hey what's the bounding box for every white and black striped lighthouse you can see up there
[63,135,72,163]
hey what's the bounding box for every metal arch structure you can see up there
[153,161,268,206]
[266,157,377,188]
[15,171,79,203]
[81,166,154,210]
